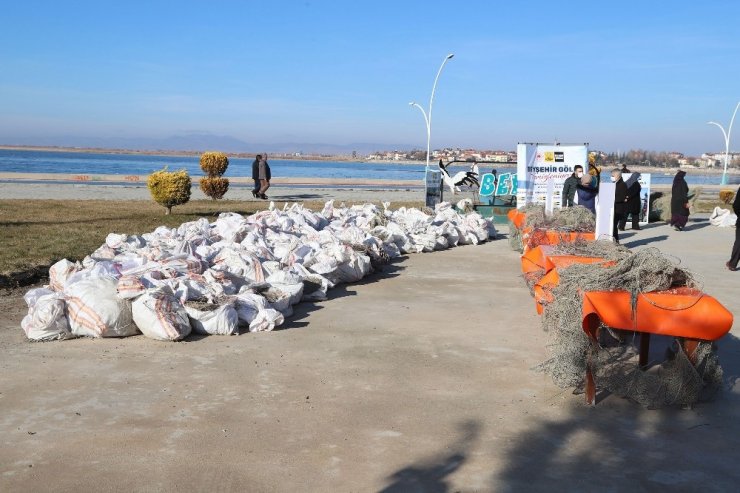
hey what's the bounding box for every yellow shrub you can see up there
[719,189,736,204]
[147,168,191,215]
[199,151,230,200]
[200,177,230,200]
[200,151,229,177]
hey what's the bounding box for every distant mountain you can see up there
[1,133,417,156]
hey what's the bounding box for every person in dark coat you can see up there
[257,153,272,199]
[727,186,740,271]
[576,173,597,214]
[251,154,262,198]
[562,165,583,207]
[612,169,628,243]
[619,172,642,230]
[670,170,690,231]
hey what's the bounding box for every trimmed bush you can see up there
[147,168,192,215]
[720,189,736,205]
[199,151,230,200]
[200,177,230,200]
[200,151,229,176]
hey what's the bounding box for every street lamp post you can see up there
[707,101,740,186]
[409,53,454,171]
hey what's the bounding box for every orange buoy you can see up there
[581,288,733,341]
[508,209,526,230]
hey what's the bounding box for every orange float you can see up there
[530,253,615,314]
[580,287,734,405]
[521,245,610,277]
[507,209,526,230]
[521,228,596,254]
[533,269,560,314]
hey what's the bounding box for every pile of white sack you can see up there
[21,201,496,342]
[709,206,738,228]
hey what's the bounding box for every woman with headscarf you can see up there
[576,173,598,214]
[619,172,642,230]
[670,170,690,231]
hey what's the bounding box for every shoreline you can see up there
[0,145,424,165]
[3,146,739,173]
[0,172,419,187]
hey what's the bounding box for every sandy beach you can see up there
[0,172,733,204]
[1,216,739,491]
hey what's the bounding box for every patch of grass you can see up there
[0,199,422,279]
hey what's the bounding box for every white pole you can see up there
[409,102,429,138]
[707,101,739,186]
[425,54,454,171]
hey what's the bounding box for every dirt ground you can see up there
[1,216,739,492]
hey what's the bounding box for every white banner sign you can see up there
[595,182,616,239]
[516,143,589,209]
[622,173,651,225]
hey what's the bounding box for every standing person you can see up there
[562,165,583,207]
[619,172,642,231]
[612,169,628,243]
[726,186,740,271]
[576,173,598,214]
[257,153,271,199]
[251,154,262,198]
[621,163,630,173]
[670,170,690,231]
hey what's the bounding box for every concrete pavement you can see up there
[1,217,739,492]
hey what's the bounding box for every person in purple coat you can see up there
[576,173,598,214]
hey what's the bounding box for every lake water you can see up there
[0,149,727,186]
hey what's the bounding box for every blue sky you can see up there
[0,0,738,154]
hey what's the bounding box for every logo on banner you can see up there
[554,152,564,162]
[496,173,517,196]
[479,173,496,196]
[544,152,555,162]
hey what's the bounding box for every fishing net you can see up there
[536,247,723,408]
[508,221,523,252]
[514,205,596,253]
[549,206,596,232]
[508,204,546,252]
[551,238,632,262]
[522,204,547,229]
[522,239,628,293]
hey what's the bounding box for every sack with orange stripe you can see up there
[131,285,192,341]
[65,277,138,338]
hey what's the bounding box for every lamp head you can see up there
[446,53,455,59]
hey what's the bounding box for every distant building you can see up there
[701,152,740,167]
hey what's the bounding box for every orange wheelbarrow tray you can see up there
[580,287,734,405]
